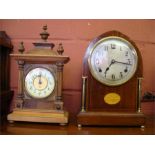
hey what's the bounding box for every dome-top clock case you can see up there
[77,30,145,127]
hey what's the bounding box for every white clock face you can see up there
[88,37,138,86]
[25,68,55,98]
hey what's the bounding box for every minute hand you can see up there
[114,60,132,65]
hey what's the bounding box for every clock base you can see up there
[7,109,68,124]
[77,111,145,127]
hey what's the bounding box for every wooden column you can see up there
[55,62,64,110]
[16,42,25,109]
[16,60,25,109]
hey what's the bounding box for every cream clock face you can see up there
[25,68,55,98]
[88,37,138,86]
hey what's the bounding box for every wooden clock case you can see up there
[77,31,145,127]
[7,26,70,125]
[0,31,14,122]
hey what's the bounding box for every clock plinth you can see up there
[77,31,145,127]
[8,25,70,125]
[8,109,68,124]
[77,112,145,127]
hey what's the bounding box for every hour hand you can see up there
[104,59,115,77]
[104,67,109,77]
[38,72,42,84]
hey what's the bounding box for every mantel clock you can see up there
[7,25,70,125]
[77,31,145,127]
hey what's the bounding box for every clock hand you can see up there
[104,59,115,77]
[114,60,132,65]
[38,72,42,85]
[104,59,131,77]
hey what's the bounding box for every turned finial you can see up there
[18,42,25,54]
[40,25,50,41]
[57,43,64,55]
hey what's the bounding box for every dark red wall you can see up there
[1,19,155,121]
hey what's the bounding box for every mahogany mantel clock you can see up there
[77,31,145,127]
[7,25,70,125]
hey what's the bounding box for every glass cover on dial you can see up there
[25,68,55,98]
[88,37,138,86]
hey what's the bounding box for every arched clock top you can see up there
[83,30,143,80]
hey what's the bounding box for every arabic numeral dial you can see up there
[25,68,55,99]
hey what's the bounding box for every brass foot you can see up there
[9,120,14,123]
[60,123,67,126]
[141,125,145,129]
[78,124,82,128]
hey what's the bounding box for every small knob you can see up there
[18,42,25,54]
[56,104,61,110]
[57,43,64,55]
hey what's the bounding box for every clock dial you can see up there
[25,68,55,98]
[88,37,138,86]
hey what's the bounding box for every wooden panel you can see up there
[88,74,138,111]
[0,31,14,119]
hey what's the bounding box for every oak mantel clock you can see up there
[77,31,145,127]
[7,25,70,125]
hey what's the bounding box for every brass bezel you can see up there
[88,36,138,86]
